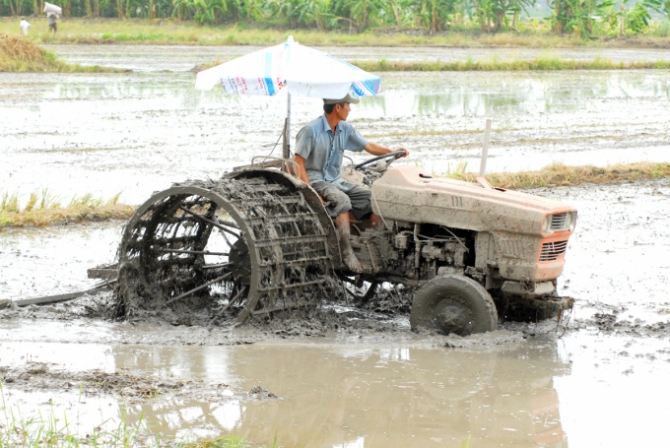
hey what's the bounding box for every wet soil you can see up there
[0,361,231,403]
[2,46,670,447]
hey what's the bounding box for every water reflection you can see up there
[113,339,569,447]
[357,72,670,117]
[5,71,669,119]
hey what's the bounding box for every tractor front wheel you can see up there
[410,275,498,336]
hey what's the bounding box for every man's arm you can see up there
[293,154,311,185]
[294,154,327,204]
[364,142,410,158]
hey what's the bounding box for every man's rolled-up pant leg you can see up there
[346,185,373,220]
[312,181,353,218]
[312,182,372,220]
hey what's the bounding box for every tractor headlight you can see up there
[564,211,577,232]
[543,212,577,234]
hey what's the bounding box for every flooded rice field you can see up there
[2,68,669,204]
[1,45,670,446]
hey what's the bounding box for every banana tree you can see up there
[408,0,457,32]
[334,0,385,32]
[469,0,534,33]
[294,0,335,30]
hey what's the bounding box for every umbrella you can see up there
[195,36,381,158]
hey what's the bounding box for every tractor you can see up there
[113,151,576,335]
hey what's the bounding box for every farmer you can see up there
[20,17,30,36]
[47,13,57,33]
[293,93,409,273]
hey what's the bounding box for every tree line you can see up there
[2,0,669,36]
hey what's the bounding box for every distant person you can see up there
[19,17,30,36]
[47,13,57,33]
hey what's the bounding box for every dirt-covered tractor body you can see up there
[369,166,576,293]
[114,157,576,335]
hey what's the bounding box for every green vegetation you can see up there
[0,387,147,447]
[2,0,670,39]
[194,55,670,72]
[0,17,570,46]
[448,161,670,189]
[3,17,670,47]
[0,384,270,447]
[0,33,122,71]
[187,435,278,447]
[353,56,670,71]
[0,189,135,227]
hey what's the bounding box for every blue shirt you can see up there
[295,115,368,185]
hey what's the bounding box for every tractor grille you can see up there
[539,240,568,262]
[550,213,567,230]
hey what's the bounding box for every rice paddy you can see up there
[449,162,670,189]
[195,56,670,73]
[353,57,670,71]
[0,190,135,227]
[0,33,121,72]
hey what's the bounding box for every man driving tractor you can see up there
[293,94,409,273]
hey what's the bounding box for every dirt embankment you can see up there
[455,162,670,190]
[0,34,122,72]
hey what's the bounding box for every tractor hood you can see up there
[371,166,576,236]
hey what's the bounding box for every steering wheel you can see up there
[354,150,407,171]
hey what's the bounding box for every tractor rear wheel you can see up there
[410,275,498,336]
[114,170,340,325]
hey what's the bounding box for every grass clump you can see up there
[0,382,274,447]
[448,162,670,189]
[0,189,135,227]
[185,436,257,447]
[198,55,670,73]
[353,56,670,72]
[0,33,122,72]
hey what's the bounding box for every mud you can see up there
[0,361,231,403]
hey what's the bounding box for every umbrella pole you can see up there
[283,92,291,160]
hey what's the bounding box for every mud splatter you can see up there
[0,362,230,403]
[248,386,279,400]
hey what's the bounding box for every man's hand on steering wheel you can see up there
[355,148,410,171]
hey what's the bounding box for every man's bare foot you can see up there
[343,249,363,273]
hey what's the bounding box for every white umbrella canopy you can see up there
[195,36,381,157]
[195,36,381,98]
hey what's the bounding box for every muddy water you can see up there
[538,179,670,321]
[0,222,121,298]
[45,44,670,73]
[1,331,669,447]
[2,68,670,205]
